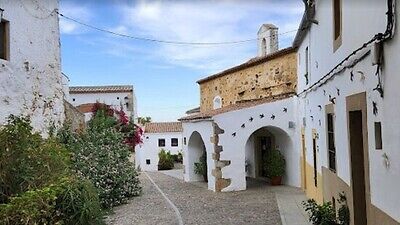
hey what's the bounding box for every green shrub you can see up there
[0,115,70,204]
[303,199,337,225]
[263,149,285,177]
[194,152,207,180]
[60,110,142,208]
[158,149,174,170]
[171,151,183,163]
[0,176,104,225]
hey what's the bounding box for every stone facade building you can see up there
[0,0,65,134]
[180,24,300,192]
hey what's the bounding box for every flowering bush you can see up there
[0,116,104,225]
[61,108,142,208]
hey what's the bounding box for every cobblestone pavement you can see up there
[107,171,282,225]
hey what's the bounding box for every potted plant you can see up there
[194,152,208,182]
[263,149,285,185]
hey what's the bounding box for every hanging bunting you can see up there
[373,83,384,98]
[329,95,336,104]
[373,101,378,115]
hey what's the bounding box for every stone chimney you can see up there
[258,24,279,57]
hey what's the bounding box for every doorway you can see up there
[349,110,367,225]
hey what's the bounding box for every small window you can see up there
[171,138,178,147]
[146,159,151,165]
[117,97,120,100]
[333,0,342,51]
[213,96,222,109]
[327,113,336,172]
[305,47,309,85]
[0,19,9,60]
[158,139,165,147]
[183,137,187,145]
[72,98,76,102]
[375,122,382,150]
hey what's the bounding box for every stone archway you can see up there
[244,126,294,187]
[186,131,207,182]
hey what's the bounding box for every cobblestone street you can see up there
[106,171,310,225]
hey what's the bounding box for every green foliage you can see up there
[60,110,142,208]
[137,116,152,126]
[158,149,174,170]
[0,115,69,204]
[303,199,337,225]
[171,151,183,163]
[194,152,207,177]
[263,149,286,177]
[337,192,350,225]
[0,176,104,225]
[0,115,104,224]
[88,108,117,132]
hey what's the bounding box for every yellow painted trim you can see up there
[305,162,324,204]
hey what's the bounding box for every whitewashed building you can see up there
[0,0,65,134]
[295,0,399,224]
[69,85,137,122]
[180,24,300,192]
[135,122,183,171]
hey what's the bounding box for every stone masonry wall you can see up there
[0,0,64,135]
[64,100,85,132]
[199,51,297,112]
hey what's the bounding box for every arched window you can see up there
[213,96,222,109]
[261,38,267,56]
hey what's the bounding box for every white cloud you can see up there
[115,0,303,73]
[59,2,92,34]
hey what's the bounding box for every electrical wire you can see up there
[297,0,395,97]
[57,11,302,46]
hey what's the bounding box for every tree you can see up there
[138,116,152,125]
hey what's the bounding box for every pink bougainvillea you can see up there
[91,104,143,152]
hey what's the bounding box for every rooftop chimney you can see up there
[258,24,279,57]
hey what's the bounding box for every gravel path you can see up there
[107,172,282,225]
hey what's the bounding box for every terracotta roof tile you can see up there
[69,85,133,94]
[179,92,295,122]
[145,122,183,133]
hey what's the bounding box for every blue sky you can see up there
[60,0,304,122]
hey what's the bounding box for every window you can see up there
[213,96,222,109]
[375,122,382,150]
[171,138,178,147]
[117,97,120,100]
[327,113,336,172]
[333,0,342,51]
[0,19,9,60]
[183,137,187,145]
[146,159,151,165]
[158,139,165,147]
[305,47,309,85]
[72,98,76,102]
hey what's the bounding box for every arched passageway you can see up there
[244,126,293,188]
[187,131,208,182]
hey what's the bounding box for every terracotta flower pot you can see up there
[270,176,282,185]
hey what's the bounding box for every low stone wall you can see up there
[64,100,85,132]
